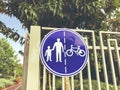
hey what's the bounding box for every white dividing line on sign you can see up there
[65,66,67,73]
[64,31,67,73]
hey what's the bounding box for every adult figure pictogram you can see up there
[52,38,64,62]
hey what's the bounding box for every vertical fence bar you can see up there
[84,38,92,90]
[43,66,47,90]
[65,77,71,90]
[26,26,40,90]
[99,32,109,90]
[52,75,55,90]
[107,39,118,90]
[92,32,101,90]
[71,76,74,90]
[87,56,92,90]
[79,72,83,90]
[62,78,65,90]
[115,40,120,76]
[48,73,52,90]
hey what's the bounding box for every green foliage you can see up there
[9,0,105,30]
[55,79,120,90]
[0,78,14,89]
[0,0,120,42]
[56,78,62,90]
[15,64,22,77]
[0,0,119,32]
[0,38,14,77]
[0,38,22,78]
[0,1,24,44]
[0,21,25,44]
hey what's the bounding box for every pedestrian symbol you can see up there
[40,28,88,77]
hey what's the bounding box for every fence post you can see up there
[21,33,29,90]
[25,26,41,90]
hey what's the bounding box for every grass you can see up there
[0,78,15,89]
[55,79,120,90]
[2,78,119,90]
[78,79,120,90]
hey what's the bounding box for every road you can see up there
[3,83,21,90]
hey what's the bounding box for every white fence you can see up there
[21,26,120,90]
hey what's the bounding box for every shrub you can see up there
[54,79,120,90]
[0,78,14,89]
[83,79,120,90]
[0,82,5,89]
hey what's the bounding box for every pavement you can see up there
[3,83,22,90]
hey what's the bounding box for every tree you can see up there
[102,8,120,32]
[0,21,25,44]
[0,0,24,44]
[8,0,107,30]
[1,0,120,32]
[14,63,22,79]
[0,38,21,78]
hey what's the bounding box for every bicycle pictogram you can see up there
[66,45,85,57]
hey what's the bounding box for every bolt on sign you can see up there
[40,28,88,77]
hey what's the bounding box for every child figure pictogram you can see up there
[45,46,52,62]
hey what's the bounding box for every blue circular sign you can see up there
[40,28,88,77]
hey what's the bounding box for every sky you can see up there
[0,14,28,64]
